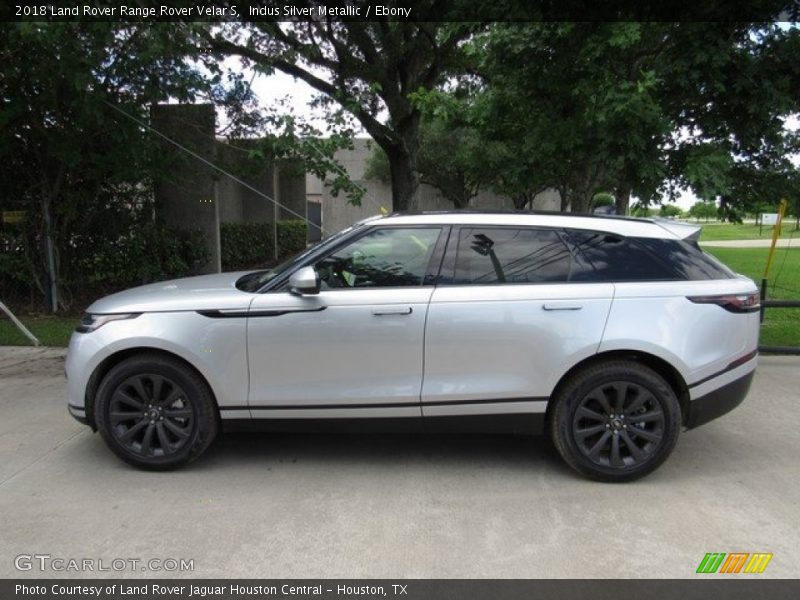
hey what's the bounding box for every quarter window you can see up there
[315,227,441,289]
[453,228,572,284]
[635,238,734,280]
[565,230,678,282]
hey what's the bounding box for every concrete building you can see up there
[152,104,307,273]
[306,138,560,235]
[152,104,560,273]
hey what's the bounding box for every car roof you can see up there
[374,210,699,240]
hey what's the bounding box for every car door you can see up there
[247,226,445,418]
[421,226,614,417]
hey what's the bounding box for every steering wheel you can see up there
[317,259,351,289]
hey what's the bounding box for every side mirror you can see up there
[289,266,320,295]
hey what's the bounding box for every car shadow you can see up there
[197,430,571,476]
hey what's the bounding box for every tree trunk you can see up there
[452,192,471,209]
[387,148,419,212]
[569,189,593,214]
[512,193,530,210]
[558,185,569,212]
[795,197,799,230]
[614,182,631,216]
[40,191,59,313]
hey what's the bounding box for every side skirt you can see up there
[221,413,545,436]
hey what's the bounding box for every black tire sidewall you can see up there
[551,361,681,482]
[94,355,218,470]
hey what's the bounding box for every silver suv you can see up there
[66,212,760,480]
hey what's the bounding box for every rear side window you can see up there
[565,230,678,282]
[453,228,572,284]
[636,238,734,280]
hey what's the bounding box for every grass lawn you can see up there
[697,221,799,242]
[706,246,800,347]
[0,314,79,347]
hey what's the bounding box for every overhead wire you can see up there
[102,100,323,233]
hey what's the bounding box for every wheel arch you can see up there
[546,350,690,428]
[83,347,219,430]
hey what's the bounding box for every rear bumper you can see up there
[685,370,755,429]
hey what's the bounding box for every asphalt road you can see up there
[0,347,797,579]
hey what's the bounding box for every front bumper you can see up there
[685,370,755,429]
[68,404,90,427]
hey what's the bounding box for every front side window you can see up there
[315,227,441,289]
[453,227,572,284]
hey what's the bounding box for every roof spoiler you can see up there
[653,218,702,241]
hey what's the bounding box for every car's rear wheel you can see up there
[550,360,681,482]
[94,354,218,470]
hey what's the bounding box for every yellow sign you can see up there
[1,211,26,224]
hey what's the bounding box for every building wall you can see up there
[151,104,220,273]
[152,104,306,272]
[152,106,562,266]
[308,138,561,236]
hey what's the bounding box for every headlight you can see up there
[75,313,140,333]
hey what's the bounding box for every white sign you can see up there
[762,213,778,225]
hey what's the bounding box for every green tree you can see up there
[365,115,491,208]
[443,22,799,216]
[469,23,674,214]
[199,12,480,211]
[659,204,683,218]
[0,23,250,311]
[689,201,718,223]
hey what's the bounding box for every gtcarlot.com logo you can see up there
[14,554,194,573]
[696,552,773,574]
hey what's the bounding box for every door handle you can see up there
[542,303,583,311]
[372,307,413,316]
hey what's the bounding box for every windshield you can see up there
[234,221,366,293]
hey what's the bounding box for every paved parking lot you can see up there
[0,347,798,578]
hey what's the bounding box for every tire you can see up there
[94,353,219,470]
[550,360,681,482]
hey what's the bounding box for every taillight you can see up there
[687,292,760,313]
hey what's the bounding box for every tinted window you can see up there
[566,230,678,282]
[315,227,440,289]
[454,228,572,284]
[636,238,734,280]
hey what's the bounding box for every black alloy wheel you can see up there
[572,381,665,469]
[95,354,218,470]
[107,374,195,458]
[550,360,681,482]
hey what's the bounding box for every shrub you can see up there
[77,225,209,291]
[277,220,308,259]
[0,221,210,309]
[220,222,273,271]
[592,192,615,209]
[220,220,307,271]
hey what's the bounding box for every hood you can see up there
[86,272,255,314]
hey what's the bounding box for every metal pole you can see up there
[273,166,280,262]
[763,199,788,280]
[42,196,58,313]
[213,176,222,274]
[0,301,41,346]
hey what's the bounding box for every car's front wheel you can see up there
[94,354,219,470]
[550,360,681,482]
